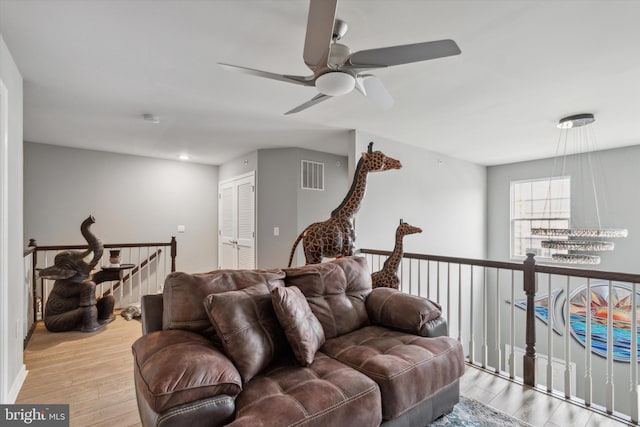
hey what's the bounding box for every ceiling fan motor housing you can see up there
[328,43,351,68]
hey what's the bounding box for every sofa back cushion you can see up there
[162,269,285,341]
[204,283,289,383]
[284,257,371,339]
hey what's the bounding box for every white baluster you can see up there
[400,258,404,292]
[427,261,431,299]
[606,279,614,413]
[547,273,553,392]
[147,247,151,295]
[469,266,475,364]
[138,247,142,303]
[631,282,639,423]
[458,264,462,343]
[585,278,592,405]
[482,267,488,368]
[495,268,501,374]
[417,261,422,298]
[509,269,515,379]
[436,262,441,303]
[564,276,572,398]
[447,263,451,334]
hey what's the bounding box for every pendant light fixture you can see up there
[531,113,627,265]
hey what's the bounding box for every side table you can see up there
[93,264,135,284]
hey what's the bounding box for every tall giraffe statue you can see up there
[287,142,401,267]
[371,219,422,289]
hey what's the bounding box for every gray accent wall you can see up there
[257,147,348,269]
[487,144,640,273]
[487,144,640,415]
[1,33,25,403]
[24,143,219,274]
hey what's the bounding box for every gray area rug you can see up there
[427,396,534,427]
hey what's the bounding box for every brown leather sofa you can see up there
[132,257,464,427]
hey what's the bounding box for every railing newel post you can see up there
[29,239,38,326]
[170,236,177,272]
[523,252,537,387]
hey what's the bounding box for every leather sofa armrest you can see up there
[366,287,446,337]
[141,294,164,334]
[133,330,242,417]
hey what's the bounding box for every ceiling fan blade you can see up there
[303,0,338,70]
[218,63,314,86]
[359,75,394,110]
[285,93,331,115]
[345,39,461,68]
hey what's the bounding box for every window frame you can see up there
[510,176,571,260]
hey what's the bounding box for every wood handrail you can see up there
[358,249,525,271]
[32,242,173,251]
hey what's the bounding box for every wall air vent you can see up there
[301,160,324,191]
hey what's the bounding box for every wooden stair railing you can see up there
[101,248,162,297]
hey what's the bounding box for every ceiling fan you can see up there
[219,0,461,115]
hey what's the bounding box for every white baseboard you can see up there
[6,364,27,403]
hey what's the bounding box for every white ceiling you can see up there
[1,0,640,166]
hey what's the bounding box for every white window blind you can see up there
[301,160,324,190]
[511,177,571,258]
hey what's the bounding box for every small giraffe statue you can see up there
[288,142,402,267]
[371,219,423,289]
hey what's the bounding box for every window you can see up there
[301,160,324,190]
[510,177,570,258]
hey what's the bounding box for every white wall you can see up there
[353,130,487,259]
[24,143,219,273]
[0,33,26,404]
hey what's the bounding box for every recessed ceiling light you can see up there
[178,154,190,161]
[143,113,160,124]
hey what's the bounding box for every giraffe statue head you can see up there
[361,142,402,172]
[397,219,422,237]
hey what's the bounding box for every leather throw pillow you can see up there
[271,286,325,366]
[204,283,287,382]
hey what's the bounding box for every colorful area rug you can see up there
[427,396,534,427]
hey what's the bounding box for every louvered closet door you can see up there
[218,172,256,269]
[235,177,255,269]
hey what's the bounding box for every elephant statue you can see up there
[39,216,115,332]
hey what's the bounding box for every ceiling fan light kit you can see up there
[315,72,355,96]
[218,0,461,114]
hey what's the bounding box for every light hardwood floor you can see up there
[17,315,143,427]
[17,315,630,427]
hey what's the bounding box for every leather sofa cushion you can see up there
[271,286,325,366]
[227,352,382,427]
[204,283,289,383]
[284,257,371,339]
[162,269,285,342]
[132,330,242,414]
[321,325,464,420]
[366,287,442,336]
